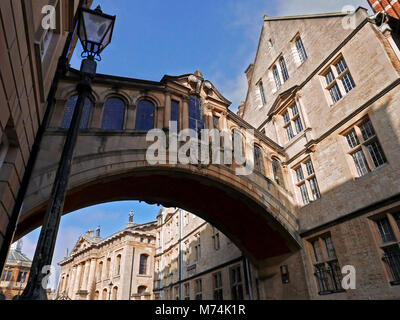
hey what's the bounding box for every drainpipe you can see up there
[0,0,87,274]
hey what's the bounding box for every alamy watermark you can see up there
[41,5,56,30]
[146,122,256,176]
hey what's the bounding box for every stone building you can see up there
[0,240,31,300]
[242,4,400,299]
[57,213,156,300]
[153,208,260,300]
[0,0,92,274]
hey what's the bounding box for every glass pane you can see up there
[283,111,290,124]
[213,116,220,130]
[383,246,400,282]
[171,100,180,129]
[188,95,204,134]
[393,212,400,232]
[295,167,304,182]
[366,141,387,168]
[101,98,125,130]
[305,160,315,176]
[296,37,307,63]
[346,130,360,149]
[135,100,154,131]
[294,117,303,134]
[325,70,335,86]
[341,72,356,93]
[352,150,369,177]
[324,237,336,259]
[286,124,294,141]
[300,183,310,205]
[259,83,267,105]
[335,58,347,75]
[375,217,396,243]
[329,84,342,104]
[360,120,376,141]
[61,95,92,129]
[82,11,113,44]
[280,58,289,82]
[273,66,281,90]
[309,177,321,200]
[291,104,299,117]
[254,147,265,175]
[312,240,323,262]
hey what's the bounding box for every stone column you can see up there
[91,102,104,129]
[51,99,67,128]
[126,104,136,130]
[164,93,172,129]
[81,260,90,291]
[73,263,83,296]
[68,267,76,298]
[182,98,189,130]
[86,259,97,300]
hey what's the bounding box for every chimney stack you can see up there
[368,0,400,19]
[244,63,254,86]
[237,101,245,118]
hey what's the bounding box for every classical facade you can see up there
[153,208,260,300]
[242,4,400,299]
[0,241,31,300]
[57,214,156,300]
[0,0,92,273]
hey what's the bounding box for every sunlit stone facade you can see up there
[57,217,156,300]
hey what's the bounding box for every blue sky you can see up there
[21,0,368,289]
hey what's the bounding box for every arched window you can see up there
[94,291,99,300]
[139,254,148,275]
[98,261,103,280]
[188,95,204,135]
[254,146,265,175]
[115,254,121,276]
[112,286,118,300]
[61,95,92,129]
[106,258,111,278]
[272,158,284,187]
[135,100,155,131]
[101,97,125,130]
[232,129,245,163]
[138,285,147,294]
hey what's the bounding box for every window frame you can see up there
[342,118,387,178]
[281,102,305,143]
[293,158,321,206]
[321,56,355,106]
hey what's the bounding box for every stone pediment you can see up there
[161,71,232,108]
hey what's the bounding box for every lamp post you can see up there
[20,5,115,300]
[108,281,113,300]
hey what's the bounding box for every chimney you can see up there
[368,0,400,19]
[86,229,94,237]
[244,63,254,86]
[237,101,246,118]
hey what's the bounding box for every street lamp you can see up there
[21,5,115,301]
[108,281,113,300]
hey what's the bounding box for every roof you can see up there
[7,248,31,264]
[263,7,368,22]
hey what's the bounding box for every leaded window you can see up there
[323,56,355,105]
[273,65,282,90]
[213,273,223,300]
[171,100,180,129]
[282,103,304,142]
[280,57,289,82]
[101,97,125,130]
[376,217,396,243]
[294,159,320,205]
[259,82,267,106]
[188,95,204,136]
[61,95,92,129]
[272,158,284,187]
[344,119,387,177]
[310,236,344,295]
[135,100,155,131]
[230,266,243,300]
[139,254,148,275]
[254,146,265,175]
[195,279,202,300]
[296,37,307,63]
